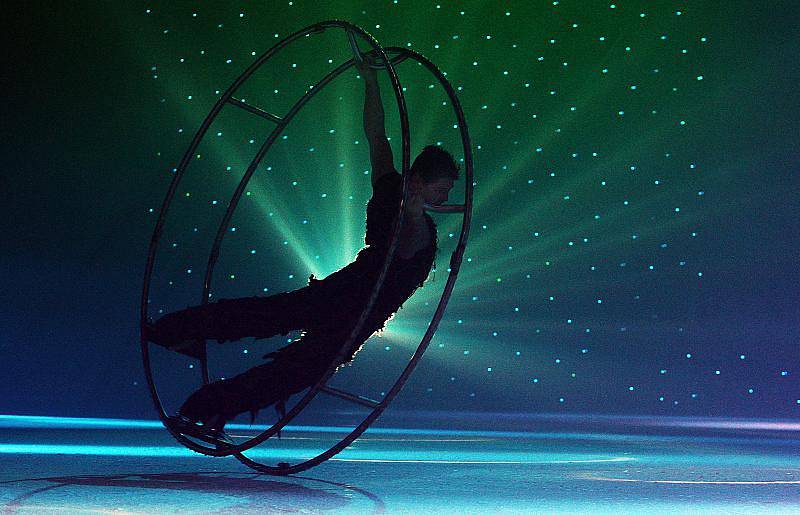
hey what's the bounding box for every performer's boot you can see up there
[167,412,234,447]
[143,308,209,359]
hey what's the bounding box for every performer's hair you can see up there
[410,145,460,182]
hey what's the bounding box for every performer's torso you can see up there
[309,171,437,321]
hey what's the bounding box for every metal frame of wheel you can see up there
[140,20,473,475]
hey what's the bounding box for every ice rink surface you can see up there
[1,413,798,513]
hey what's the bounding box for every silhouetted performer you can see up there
[144,56,458,439]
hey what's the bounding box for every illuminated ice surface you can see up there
[1,413,799,514]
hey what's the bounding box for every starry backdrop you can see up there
[2,0,798,423]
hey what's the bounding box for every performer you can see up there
[144,55,459,439]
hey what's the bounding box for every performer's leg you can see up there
[177,310,388,426]
[179,333,341,425]
[148,286,319,347]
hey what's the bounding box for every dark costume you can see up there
[149,171,437,425]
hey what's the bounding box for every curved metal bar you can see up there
[140,21,398,456]
[235,46,473,475]
[140,20,410,458]
[363,50,411,69]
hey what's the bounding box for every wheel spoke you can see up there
[319,386,382,409]
[228,97,283,123]
[425,203,465,214]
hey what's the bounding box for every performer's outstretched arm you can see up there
[357,57,427,260]
[358,57,395,188]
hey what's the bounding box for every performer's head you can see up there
[409,145,460,206]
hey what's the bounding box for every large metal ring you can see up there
[140,21,472,475]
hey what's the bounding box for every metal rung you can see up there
[319,386,381,409]
[228,97,282,123]
[425,203,466,214]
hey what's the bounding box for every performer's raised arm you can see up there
[357,56,395,188]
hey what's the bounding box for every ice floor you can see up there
[1,413,799,513]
